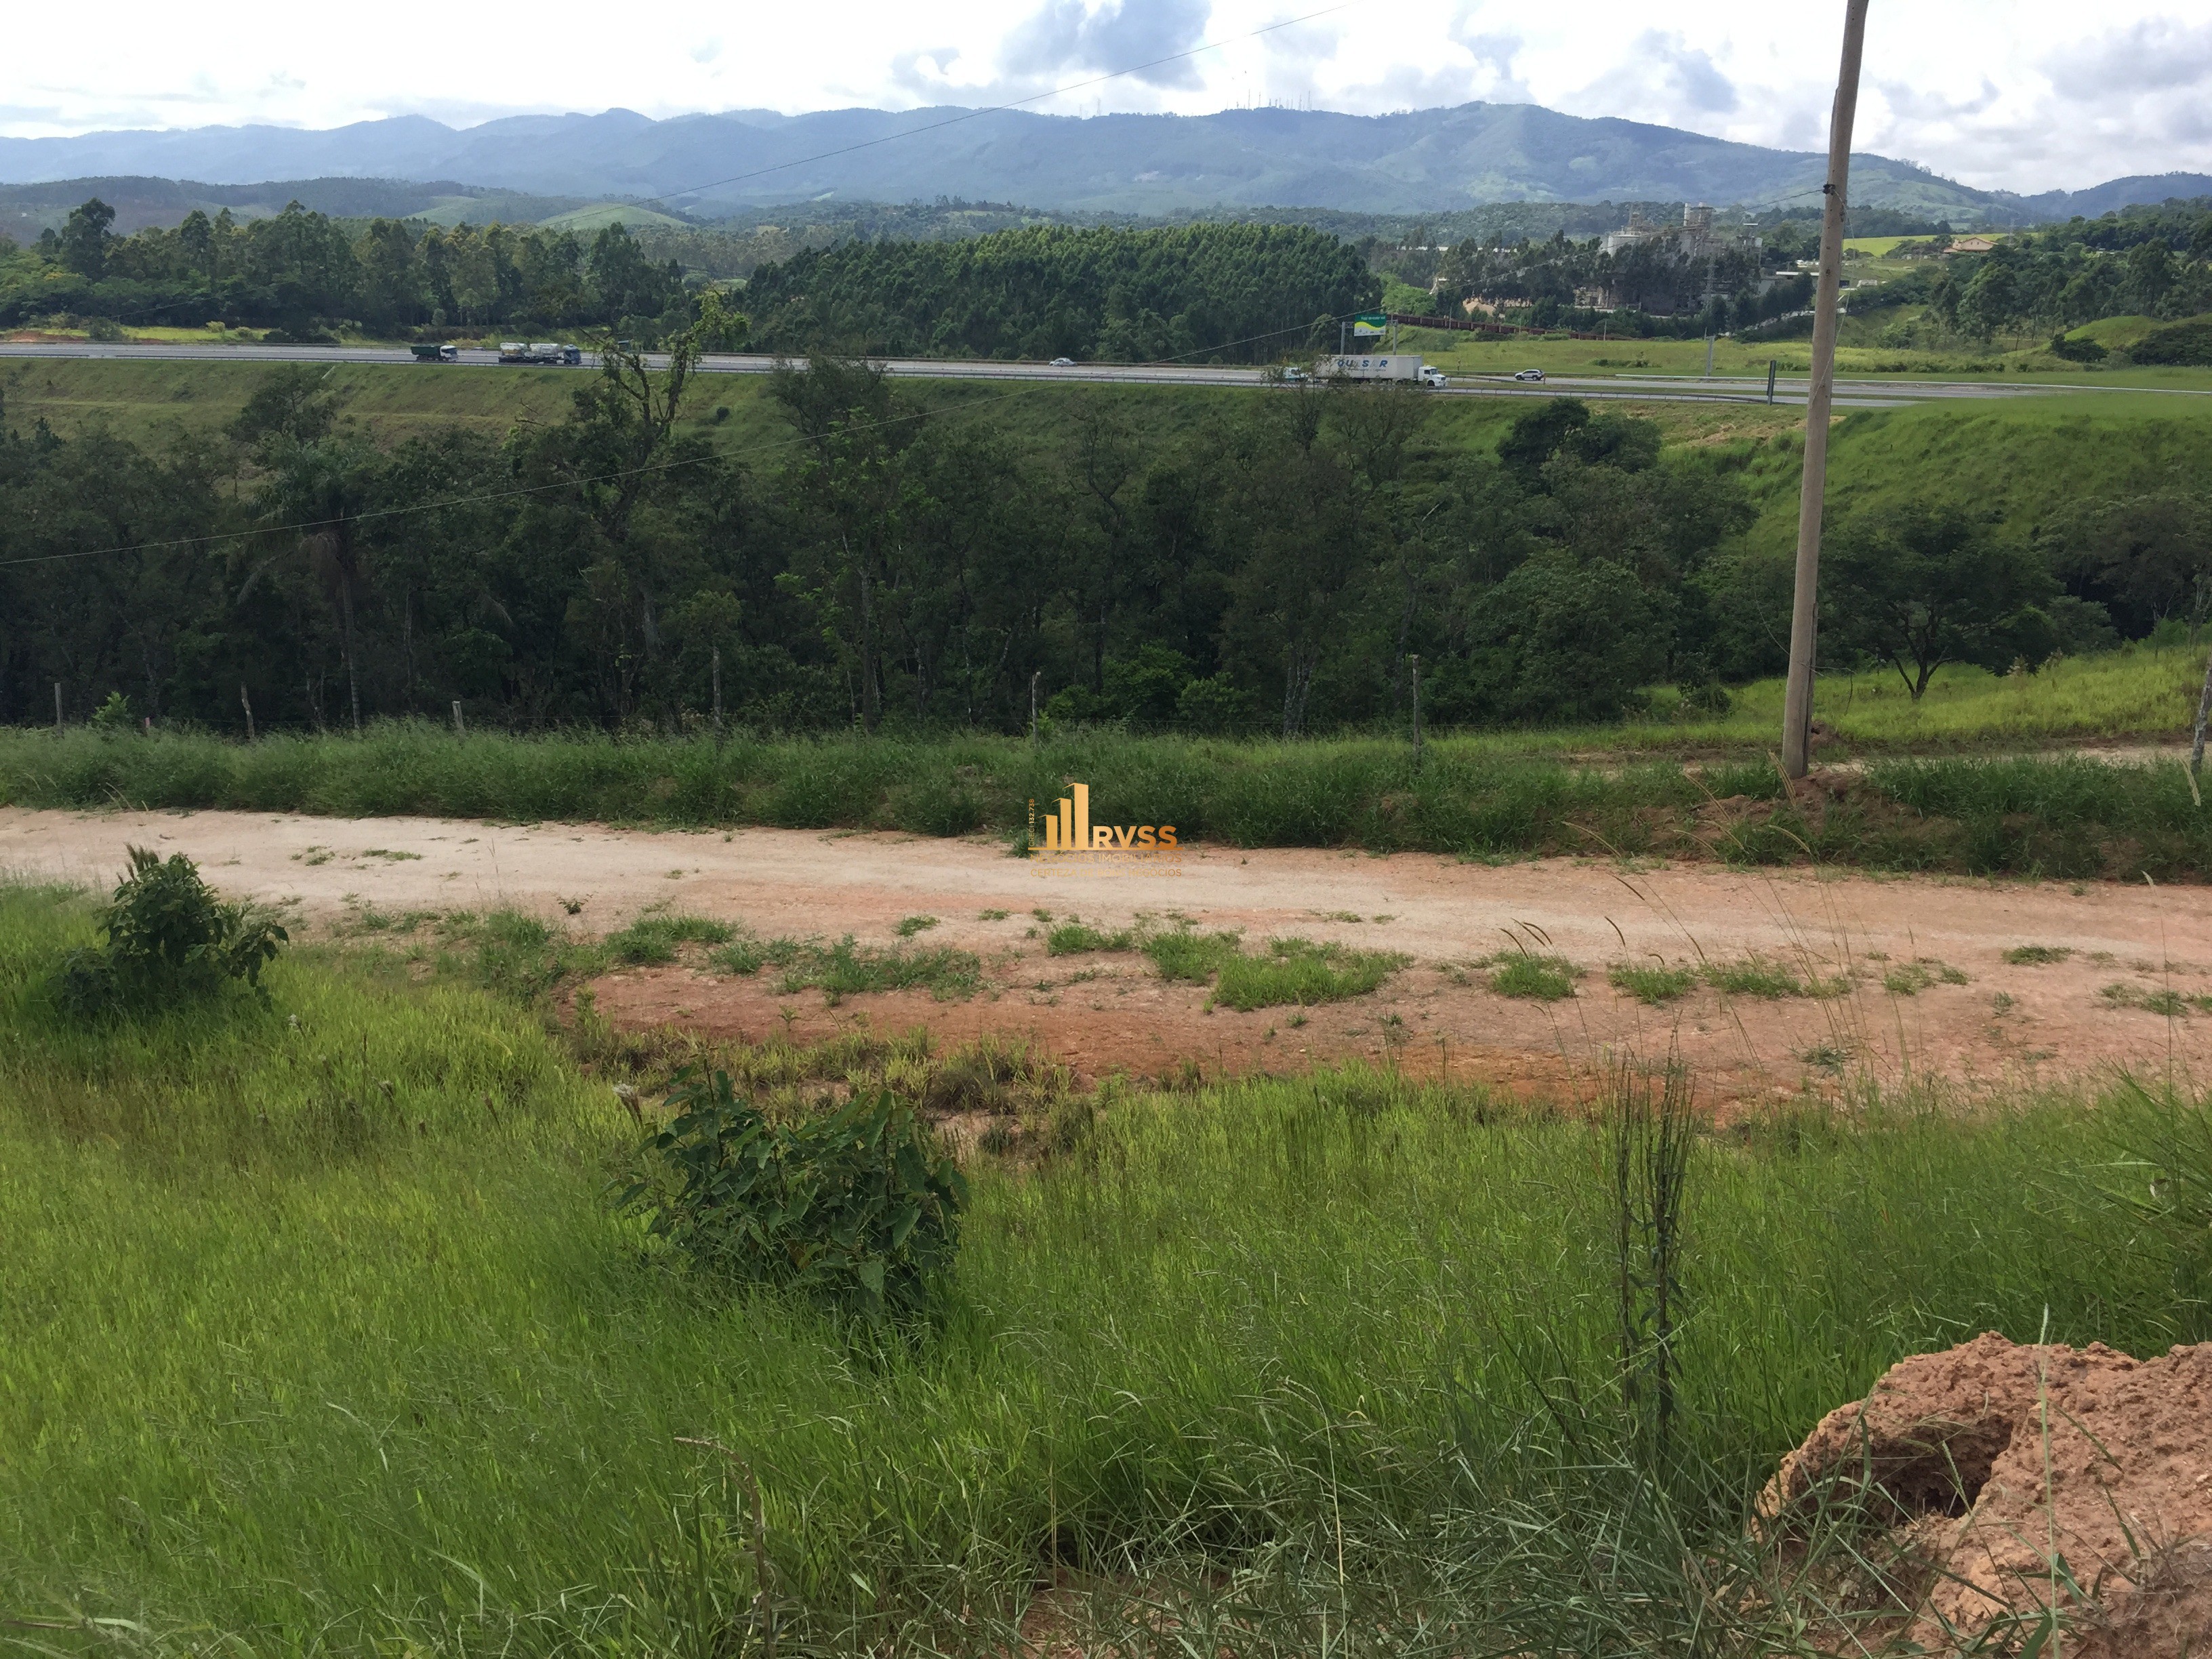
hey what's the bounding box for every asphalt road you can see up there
[3,339,2196,411]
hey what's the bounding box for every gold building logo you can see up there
[1029,782,1179,868]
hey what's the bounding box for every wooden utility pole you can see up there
[240,684,255,743]
[712,647,724,750]
[1029,670,1041,746]
[1781,0,1872,780]
[54,682,63,733]
[451,700,466,737]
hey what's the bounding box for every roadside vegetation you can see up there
[6,874,2212,1654]
[7,327,2209,748]
[9,725,2211,880]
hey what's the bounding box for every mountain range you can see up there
[2,102,2206,226]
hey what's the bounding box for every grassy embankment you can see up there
[4,879,2209,1653]
[5,654,2210,880]
[1396,316,2212,386]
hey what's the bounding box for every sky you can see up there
[3,0,2207,192]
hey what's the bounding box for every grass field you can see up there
[6,640,2208,879]
[4,880,2209,1654]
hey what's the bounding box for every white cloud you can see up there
[0,0,2205,192]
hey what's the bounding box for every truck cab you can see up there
[411,343,459,363]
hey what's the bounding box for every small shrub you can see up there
[895,915,940,939]
[710,936,803,977]
[627,1070,966,1326]
[1703,958,1841,998]
[1046,916,1134,955]
[1609,963,1698,1004]
[2003,945,2072,966]
[1212,939,1407,1011]
[1883,958,1969,996]
[1143,928,1242,983]
[51,846,287,1018]
[2103,983,2190,1017]
[1491,954,1578,1001]
[777,937,980,1004]
[606,914,736,964]
[87,691,135,731]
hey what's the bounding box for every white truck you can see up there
[1319,354,1447,387]
[498,342,583,365]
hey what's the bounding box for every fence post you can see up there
[451,700,466,737]
[240,684,256,743]
[1410,654,1424,775]
[2190,649,2212,806]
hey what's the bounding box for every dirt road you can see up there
[7,806,2206,1106]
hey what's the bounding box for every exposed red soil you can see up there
[7,807,2209,1107]
[1763,1332,2212,1654]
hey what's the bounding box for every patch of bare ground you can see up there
[1761,1332,2212,1656]
[6,806,2209,1107]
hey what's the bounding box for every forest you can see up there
[0,201,696,340]
[740,223,1375,363]
[1842,200,2212,350]
[4,331,2199,741]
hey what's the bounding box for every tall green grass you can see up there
[5,722,2207,878]
[2,884,2207,1654]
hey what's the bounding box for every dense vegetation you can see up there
[6,878,2212,1651]
[7,728,2210,882]
[740,222,1375,361]
[10,337,2202,743]
[1840,199,2212,350]
[0,198,696,340]
[1422,226,1811,337]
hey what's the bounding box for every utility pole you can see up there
[1780,0,1872,781]
[240,684,255,743]
[1767,359,1779,404]
[54,682,63,733]
[451,700,466,737]
[712,647,724,750]
[1029,670,1041,746]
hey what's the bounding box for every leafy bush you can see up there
[628,1071,966,1326]
[605,913,735,964]
[1046,916,1135,955]
[1609,962,1699,1004]
[51,846,287,1018]
[1212,938,1407,1010]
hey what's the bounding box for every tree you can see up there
[2036,489,2212,637]
[58,198,115,279]
[1957,260,2020,340]
[262,437,380,733]
[1823,507,2057,697]
[1462,551,1666,724]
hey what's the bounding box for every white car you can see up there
[1049,356,1076,367]
[1512,368,1546,382]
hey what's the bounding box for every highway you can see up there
[4,339,2198,411]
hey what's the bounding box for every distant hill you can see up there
[3,102,2205,224]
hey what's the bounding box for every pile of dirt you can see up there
[1761,1331,2212,1654]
